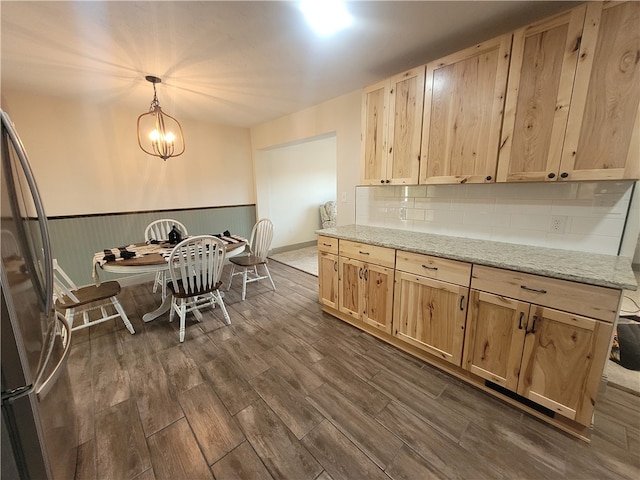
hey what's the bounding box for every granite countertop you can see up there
[317,224,638,291]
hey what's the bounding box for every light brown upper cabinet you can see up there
[497,6,587,182]
[361,66,425,185]
[558,1,640,181]
[420,34,512,184]
[499,1,640,182]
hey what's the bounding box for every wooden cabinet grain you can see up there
[419,34,512,184]
[498,1,639,182]
[338,241,395,333]
[558,1,640,181]
[318,236,339,309]
[361,66,425,185]
[463,265,618,425]
[497,6,587,182]
[393,251,471,366]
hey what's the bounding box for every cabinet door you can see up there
[393,272,468,366]
[559,1,640,181]
[517,306,613,424]
[338,256,363,320]
[386,66,425,185]
[361,262,394,334]
[361,79,389,185]
[463,290,529,391]
[420,34,512,184]
[497,6,586,182]
[318,251,338,309]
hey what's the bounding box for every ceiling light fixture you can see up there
[137,75,185,160]
[300,0,352,36]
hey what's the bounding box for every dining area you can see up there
[56,217,276,343]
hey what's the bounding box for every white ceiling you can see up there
[1,1,579,128]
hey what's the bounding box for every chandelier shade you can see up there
[137,76,185,160]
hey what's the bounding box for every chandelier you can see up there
[137,75,185,160]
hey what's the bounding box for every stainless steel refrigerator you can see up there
[1,109,78,479]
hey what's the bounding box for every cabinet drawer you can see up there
[396,250,472,287]
[339,240,395,268]
[318,235,338,254]
[471,265,620,322]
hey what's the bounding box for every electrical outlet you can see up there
[550,215,567,234]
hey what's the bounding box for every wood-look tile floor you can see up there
[68,261,640,480]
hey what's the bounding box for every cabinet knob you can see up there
[485,176,492,181]
[547,172,556,179]
[560,172,569,178]
[385,179,390,183]
[380,179,385,184]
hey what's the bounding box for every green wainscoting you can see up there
[48,205,256,287]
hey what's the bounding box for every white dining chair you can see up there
[227,218,276,301]
[144,219,188,299]
[167,235,230,342]
[52,259,135,334]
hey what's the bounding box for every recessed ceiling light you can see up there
[300,0,353,36]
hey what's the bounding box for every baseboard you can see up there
[270,241,316,255]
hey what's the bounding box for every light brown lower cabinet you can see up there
[463,266,619,426]
[337,240,395,334]
[318,251,338,309]
[392,251,471,366]
[318,236,339,309]
[339,256,394,333]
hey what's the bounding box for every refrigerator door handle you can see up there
[34,313,71,400]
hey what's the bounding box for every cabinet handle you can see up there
[359,251,370,255]
[520,285,547,294]
[529,315,538,334]
[518,311,524,330]
[459,295,465,311]
[547,172,555,179]
[322,243,332,247]
[359,268,363,279]
[364,269,369,281]
[560,172,569,179]
[334,261,337,272]
[421,264,438,271]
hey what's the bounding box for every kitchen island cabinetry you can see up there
[338,240,395,334]
[464,265,619,425]
[393,251,471,366]
[316,225,635,440]
[318,235,339,309]
[361,66,425,185]
[419,33,512,185]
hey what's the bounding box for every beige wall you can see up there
[1,89,255,216]
[250,90,361,226]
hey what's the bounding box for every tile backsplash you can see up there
[355,181,635,256]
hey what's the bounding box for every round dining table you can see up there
[96,240,246,322]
